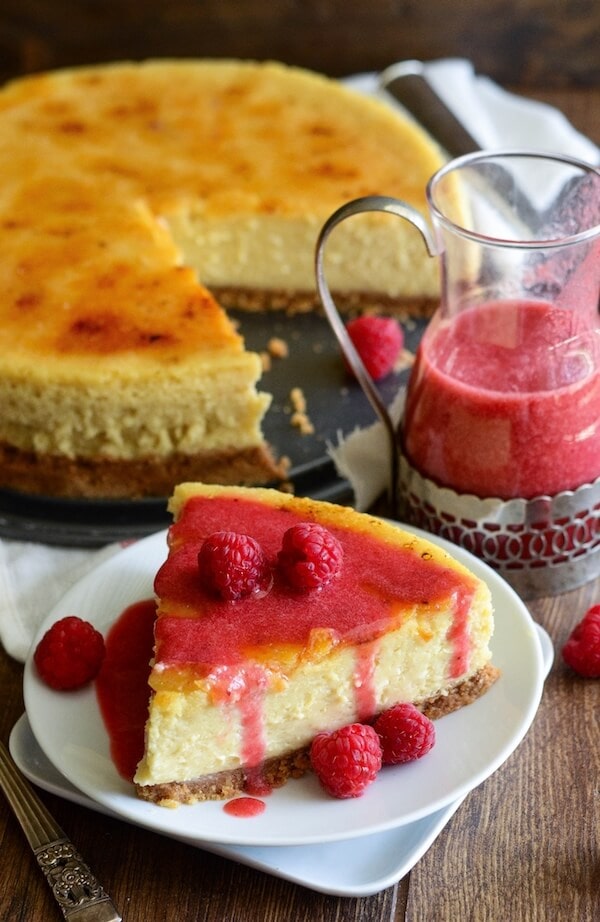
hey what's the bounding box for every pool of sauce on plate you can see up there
[95,599,156,781]
[223,797,266,818]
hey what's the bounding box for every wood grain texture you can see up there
[405,578,600,922]
[0,0,599,88]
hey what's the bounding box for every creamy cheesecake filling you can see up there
[166,210,439,301]
[135,608,492,786]
[0,354,269,459]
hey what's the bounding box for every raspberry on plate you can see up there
[198,531,273,601]
[562,604,600,678]
[344,314,404,381]
[277,522,343,592]
[34,615,105,691]
[310,723,382,798]
[374,702,436,765]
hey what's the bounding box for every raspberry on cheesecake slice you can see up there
[134,483,499,805]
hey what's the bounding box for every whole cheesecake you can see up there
[0,59,444,499]
[134,483,498,805]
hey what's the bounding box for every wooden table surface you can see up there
[0,72,598,921]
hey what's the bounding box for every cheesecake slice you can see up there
[0,59,444,499]
[134,483,498,805]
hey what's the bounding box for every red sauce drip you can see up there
[223,797,266,818]
[243,772,272,798]
[353,641,379,721]
[448,589,472,679]
[209,663,271,794]
[153,496,474,672]
[239,678,266,777]
[95,599,156,780]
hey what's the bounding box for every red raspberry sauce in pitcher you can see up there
[403,299,600,499]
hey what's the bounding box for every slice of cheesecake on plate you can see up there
[134,483,498,805]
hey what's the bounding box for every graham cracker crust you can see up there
[213,285,437,319]
[135,663,500,806]
[0,442,288,499]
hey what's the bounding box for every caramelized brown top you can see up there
[0,60,443,363]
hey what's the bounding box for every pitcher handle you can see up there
[314,195,437,514]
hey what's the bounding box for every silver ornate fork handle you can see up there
[0,739,122,921]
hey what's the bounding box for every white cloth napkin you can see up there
[0,540,124,662]
[345,58,599,164]
[1,59,597,664]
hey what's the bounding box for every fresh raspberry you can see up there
[198,531,272,601]
[345,315,403,381]
[34,616,105,691]
[374,703,436,765]
[277,522,343,592]
[562,604,600,678]
[310,723,382,798]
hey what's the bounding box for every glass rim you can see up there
[426,148,600,249]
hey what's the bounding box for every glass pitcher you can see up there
[315,150,600,597]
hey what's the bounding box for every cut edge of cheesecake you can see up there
[136,663,500,806]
